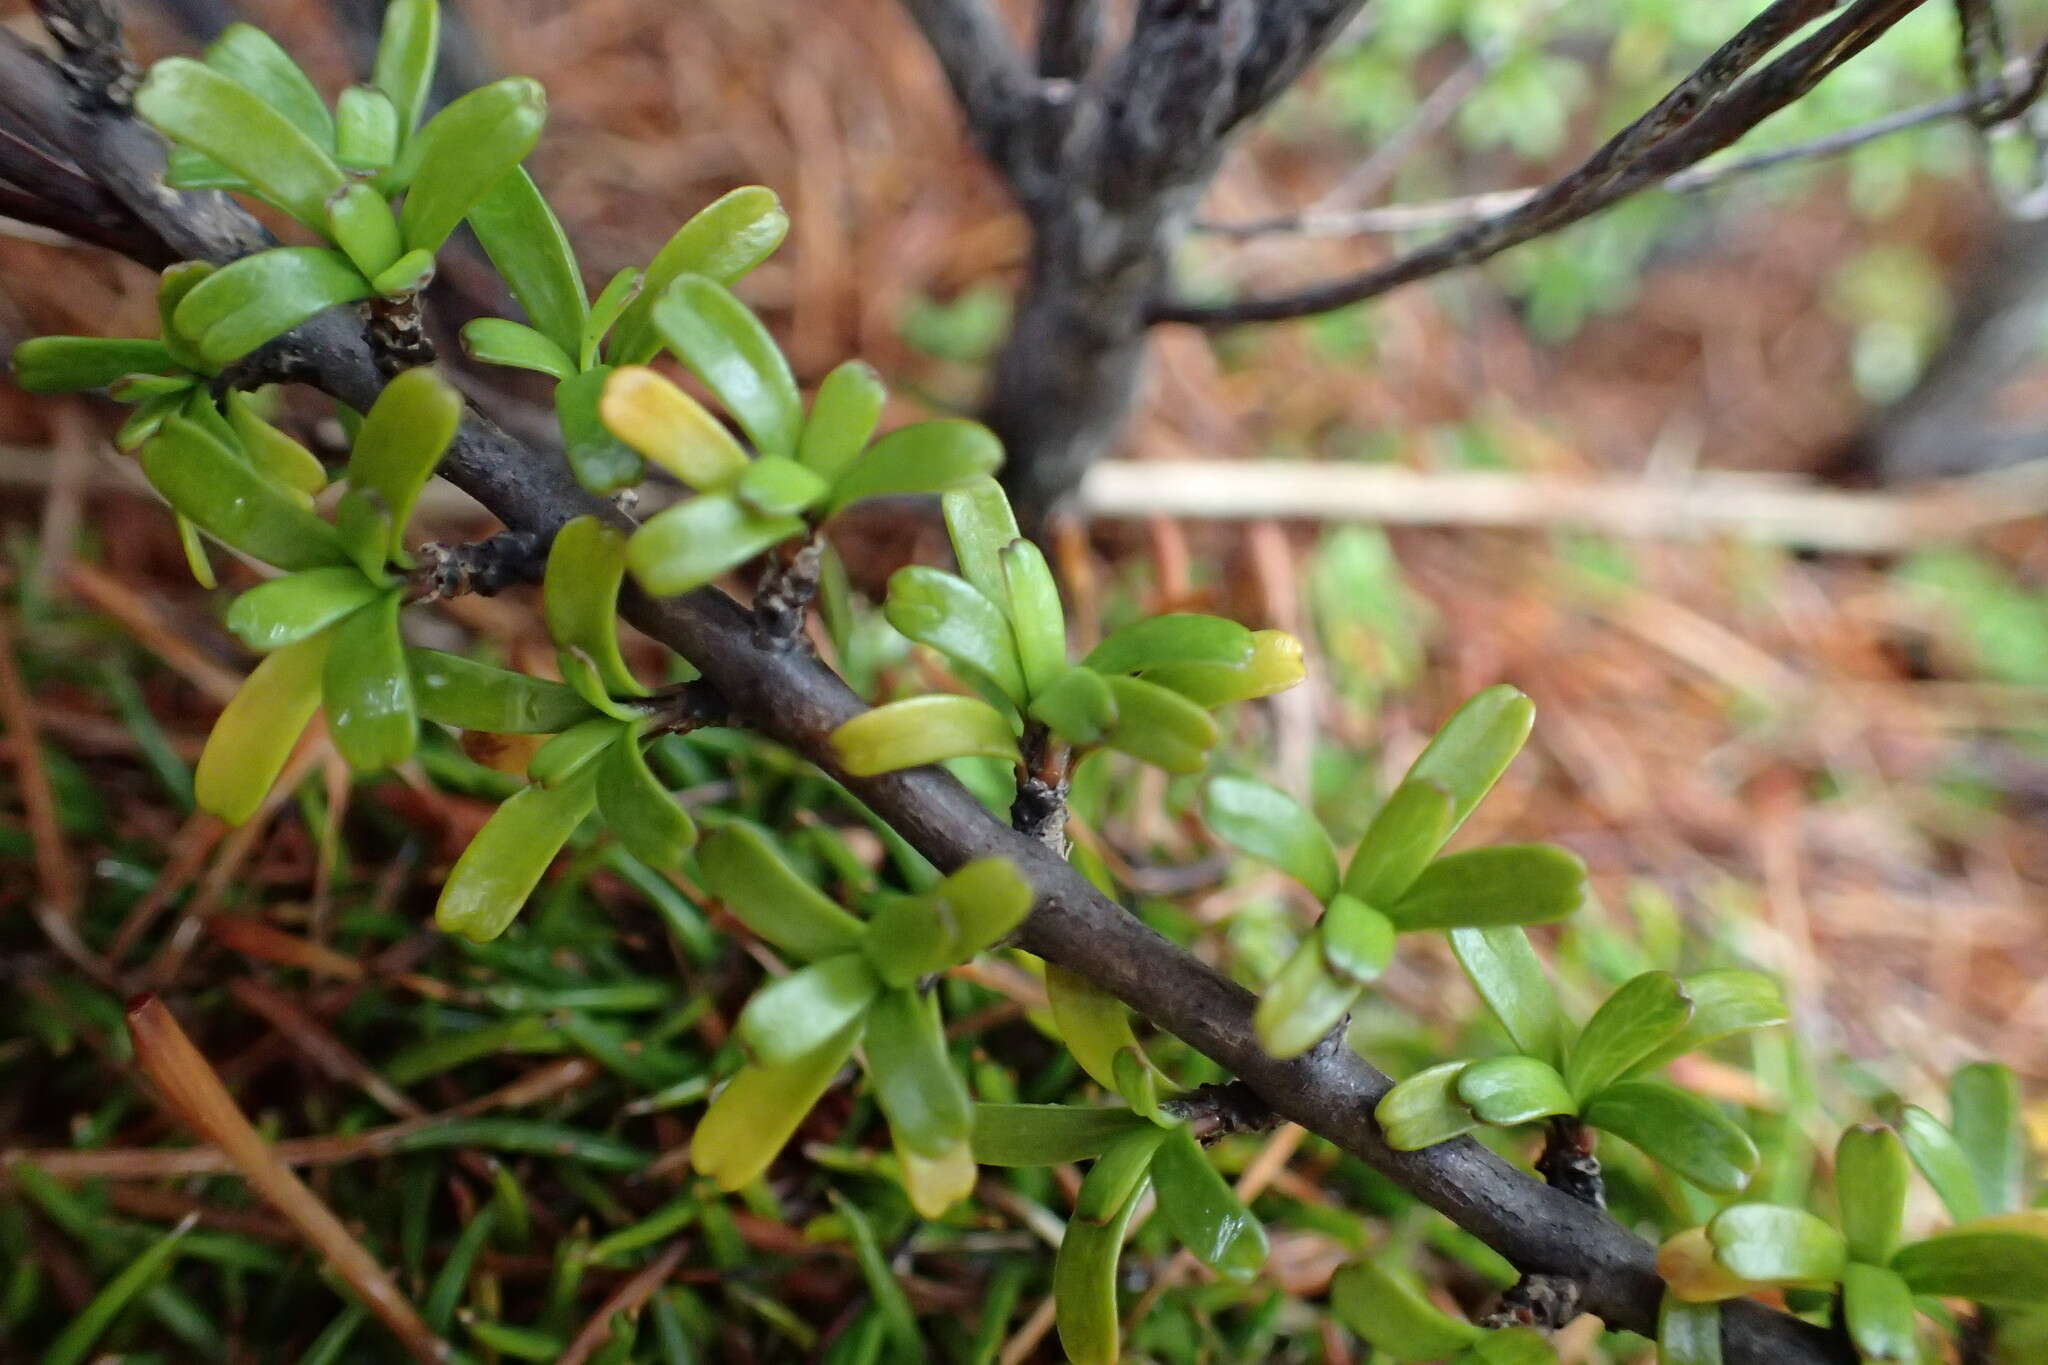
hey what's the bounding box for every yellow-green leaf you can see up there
[195,633,329,825]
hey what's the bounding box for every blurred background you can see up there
[3,0,2047,1356]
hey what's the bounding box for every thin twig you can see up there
[1155,0,1929,324]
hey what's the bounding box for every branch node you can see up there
[366,294,435,375]
[408,531,550,602]
[34,0,137,107]
[752,534,825,649]
[1159,1080,1281,1143]
[1481,1273,1582,1332]
[1535,1115,1606,1210]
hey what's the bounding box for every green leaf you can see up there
[557,365,644,494]
[861,894,956,987]
[176,513,216,589]
[825,418,1004,517]
[332,488,395,581]
[1148,1125,1268,1279]
[1384,843,1587,933]
[865,987,971,1158]
[322,589,416,770]
[1456,1056,1574,1127]
[1103,674,1217,774]
[885,566,1024,704]
[692,1022,860,1191]
[1469,1328,1557,1365]
[134,58,346,225]
[1329,1258,1482,1362]
[627,492,805,597]
[156,260,216,374]
[1045,963,1147,1094]
[195,633,328,825]
[163,145,247,192]
[829,1193,922,1355]
[737,952,882,1068]
[1142,629,1304,707]
[970,1103,1151,1167]
[1623,970,1787,1079]
[1952,1062,2027,1216]
[224,392,327,495]
[1029,666,1116,746]
[1377,1061,1480,1150]
[1449,926,1565,1069]
[436,769,598,942]
[600,366,750,492]
[1835,1124,1911,1264]
[226,568,380,651]
[334,85,399,172]
[1343,777,1457,906]
[142,418,349,570]
[829,695,1019,777]
[1253,930,1361,1059]
[1656,1295,1723,1365]
[407,648,595,734]
[651,274,801,457]
[1582,1081,1758,1195]
[1410,683,1535,817]
[1899,1106,1985,1223]
[544,515,649,714]
[11,336,176,393]
[1321,895,1397,984]
[1054,1132,1157,1365]
[171,247,371,366]
[528,715,624,788]
[40,1211,195,1365]
[204,23,333,148]
[736,455,826,515]
[1706,1204,1847,1287]
[1892,1223,2048,1307]
[371,0,440,138]
[933,857,1034,959]
[370,247,436,297]
[612,186,790,365]
[695,823,865,961]
[582,267,642,371]
[326,180,404,279]
[796,359,886,481]
[468,167,589,357]
[347,366,460,563]
[1202,775,1339,902]
[596,732,696,867]
[1087,614,1253,678]
[399,77,547,254]
[939,477,1018,607]
[1563,971,1693,1104]
[1842,1263,1917,1362]
[998,540,1066,695]
[462,318,575,380]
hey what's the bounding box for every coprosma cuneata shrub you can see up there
[12,4,2048,1361]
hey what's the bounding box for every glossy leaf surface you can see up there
[1563,971,1693,1104]
[1450,926,1565,1068]
[885,566,1024,704]
[226,568,379,651]
[1456,1056,1575,1127]
[651,274,801,456]
[195,633,328,825]
[135,58,345,225]
[407,648,595,734]
[627,492,804,597]
[600,366,749,492]
[612,186,790,365]
[595,732,696,867]
[346,366,460,562]
[692,1023,860,1191]
[436,770,597,942]
[321,589,416,770]
[142,418,348,570]
[467,167,589,356]
[1203,775,1339,903]
[1583,1081,1758,1195]
[399,78,547,254]
[796,358,885,481]
[1328,1258,1482,1361]
[829,695,1018,777]
[825,419,1005,517]
[737,952,881,1068]
[1385,843,1587,933]
[969,1103,1151,1167]
[1148,1125,1267,1279]
[1377,1061,1480,1151]
[171,247,371,366]
[695,824,865,961]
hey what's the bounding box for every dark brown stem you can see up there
[1159,1080,1280,1144]
[1535,1115,1606,1211]
[751,533,824,646]
[406,530,551,602]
